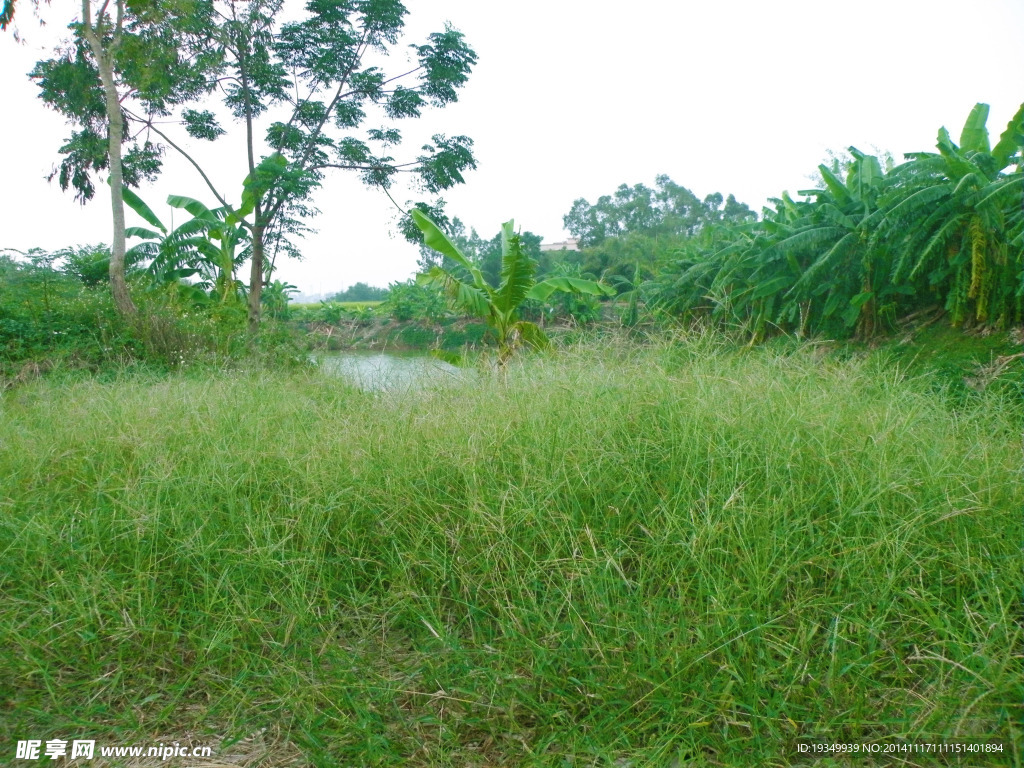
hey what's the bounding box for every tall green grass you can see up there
[1,337,1020,766]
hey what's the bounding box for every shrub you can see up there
[383,280,448,323]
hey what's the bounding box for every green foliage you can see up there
[437,321,490,349]
[413,211,614,364]
[30,2,219,203]
[642,102,1024,339]
[544,262,604,324]
[396,324,436,347]
[59,243,114,286]
[0,250,119,366]
[383,280,448,323]
[261,280,298,320]
[329,282,389,302]
[564,175,756,248]
[876,104,1024,329]
[193,1,478,326]
[0,248,298,373]
[122,189,248,304]
[290,301,382,326]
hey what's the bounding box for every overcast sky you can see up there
[2,0,1023,297]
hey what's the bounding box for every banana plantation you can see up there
[639,103,1023,339]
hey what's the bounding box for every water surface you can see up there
[318,351,463,391]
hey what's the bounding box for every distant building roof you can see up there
[540,237,580,252]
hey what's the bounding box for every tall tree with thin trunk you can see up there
[30,0,219,315]
[79,0,133,313]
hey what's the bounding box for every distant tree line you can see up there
[329,283,390,302]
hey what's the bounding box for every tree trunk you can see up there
[83,1,136,316]
[248,219,264,332]
[239,29,263,333]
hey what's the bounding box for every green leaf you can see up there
[494,222,537,315]
[527,276,615,302]
[417,265,490,317]
[849,291,874,309]
[510,320,548,350]
[847,151,883,203]
[750,275,792,300]
[817,165,851,205]
[239,153,288,220]
[958,103,991,154]
[167,195,218,222]
[411,209,487,288]
[125,226,163,240]
[122,186,166,233]
[991,102,1024,170]
[182,109,225,141]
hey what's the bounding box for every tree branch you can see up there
[134,113,236,218]
[264,33,369,224]
[95,0,111,29]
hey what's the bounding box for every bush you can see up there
[0,252,121,368]
[0,248,305,377]
[439,322,491,349]
[60,244,114,286]
[382,280,448,323]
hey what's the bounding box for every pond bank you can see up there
[301,317,493,352]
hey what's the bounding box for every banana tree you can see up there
[123,189,249,304]
[123,188,216,303]
[706,148,897,340]
[262,279,298,319]
[412,210,614,365]
[703,192,816,340]
[781,147,894,338]
[166,195,250,304]
[878,102,1024,328]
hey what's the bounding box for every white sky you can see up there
[2,0,1023,297]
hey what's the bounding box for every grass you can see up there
[1,333,1020,766]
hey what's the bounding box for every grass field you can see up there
[1,334,1020,766]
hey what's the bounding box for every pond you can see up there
[317,351,464,391]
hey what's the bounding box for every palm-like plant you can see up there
[703,192,816,340]
[167,196,250,304]
[123,189,249,304]
[877,103,1024,327]
[261,280,299,319]
[412,210,613,365]
[782,148,893,337]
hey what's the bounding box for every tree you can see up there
[412,210,613,366]
[563,175,755,248]
[645,104,1024,339]
[772,147,892,338]
[140,0,479,331]
[330,282,388,302]
[30,0,219,315]
[876,103,1024,328]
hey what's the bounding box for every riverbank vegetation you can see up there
[2,336,1020,766]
